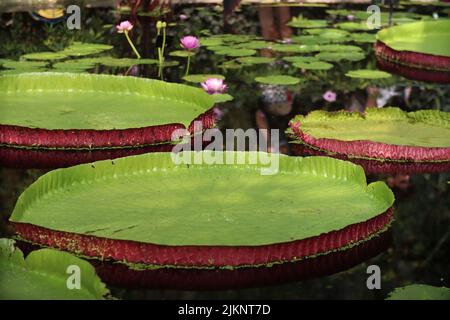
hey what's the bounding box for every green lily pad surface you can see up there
[183,74,225,83]
[0,73,214,130]
[10,152,394,247]
[346,69,392,79]
[255,75,300,85]
[291,108,450,148]
[294,61,333,70]
[0,239,109,300]
[21,52,68,61]
[387,285,450,300]
[377,20,450,57]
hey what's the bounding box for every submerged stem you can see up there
[125,31,141,59]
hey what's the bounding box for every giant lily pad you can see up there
[10,152,394,269]
[0,239,109,299]
[0,73,215,149]
[288,107,450,162]
[375,20,450,71]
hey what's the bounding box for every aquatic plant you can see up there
[288,107,450,163]
[201,78,228,94]
[156,21,168,78]
[322,90,337,102]
[9,152,395,269]
[0,73,216,149]
[0,239,109,299]
[116,20,141,59]
[386,285,450,300]
[180,35,200,77]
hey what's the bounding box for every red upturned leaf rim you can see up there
[10,208,393,269]
[86,231,391,290]
[288,114,450,163]
[0,108,216,150]
[0,144,174,169]
[374,40,450,72]
[376,56,450,84]
[290,143,450,175]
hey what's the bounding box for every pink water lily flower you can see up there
[201,78,228,95]
[179,14,188,21]
[180,36,200,51]
[116,20,133,33]
[323,90,337,102]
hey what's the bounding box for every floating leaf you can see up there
[293,61,333,70]
[316,51,366,62]
[291,35,331,45]
[376,20,450,59]
[214,48,257,57]
[346,69,392,79]
[283,56,318,63]
[218,61,242,69]
[318,44,363,52]
[255,75,300,85]
[211,93,234,103]
[183,74,225,83]
[270,44,320,53]
[9,152,394,268]
[387,285,450,300]
[238,40,272,50]
[0,239,109,299]
[99,57,158,67]
[62,42,113,57]
[288,107,450,162]
[288,18,328,28]
[351,32,376,43]
[21,52,68,61]
[236,56,275,65]
[3,61,47,69]
[0,73,215,149]
[336,22,370,31]
[199,38,223,47]
[169,50,195,58]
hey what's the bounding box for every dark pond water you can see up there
[0,2,449,299]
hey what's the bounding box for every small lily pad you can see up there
[236,57,275,65]
[214,48,257,57]
[271,44,320,53]
[288,18,328,29]
[169,50,195,58]
[293,61,333,70]
[62,42,113,57]
[255,75,300,85]
[211,93,234,103]
[238,41,272,50]
[199,38,223,47]
[99,57,158,67]
[345,69,392,79]
[3,61,48,70]
[21,52,68,61]
[183,74,225,83]
[316,51,366,62]
[336,22,370,31]
[351,32,376,43]
[283,56,318,63]
[291,35,331,45]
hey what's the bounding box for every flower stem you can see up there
[185,55,191,77]
[125,31,141,59]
